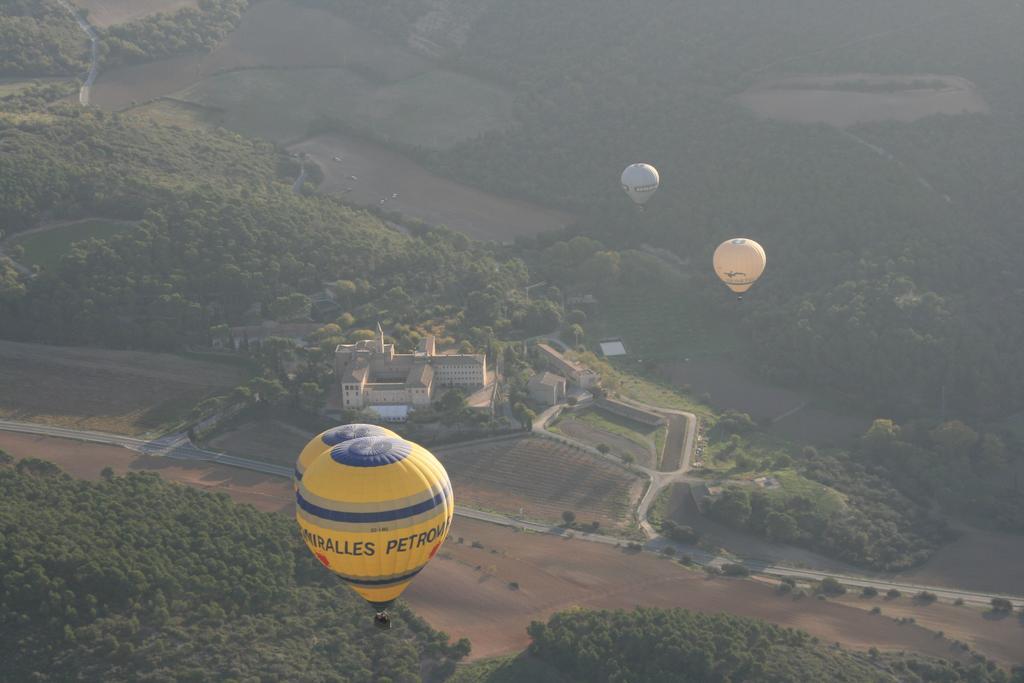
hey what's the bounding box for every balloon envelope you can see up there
[621,163,659,205]
[296,436,454,608]
[713,238,766,293]
[294,424,398,491]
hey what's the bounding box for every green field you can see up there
[575,408,656,447]
[176,66,515,148]
[11,219,137,270]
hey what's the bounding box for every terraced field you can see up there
[435,436,644,534]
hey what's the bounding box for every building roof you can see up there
[405,363,434,388]
[529,371,566,391]
[536,343,587,373]
[341,361,369,384]
[598,338,627,357]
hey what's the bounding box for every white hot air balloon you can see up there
[713,238,766,301]
[621,163,659,208]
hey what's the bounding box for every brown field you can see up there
[902,526,1024,597]
[831,591,1024,667]
[290,134,571,242]
[660,358,870,445]
[406,519,1014,664]
[0,340,244,436]
[74,0,198,27]
[6,432,1020,666]
[91,0,430,111]
[208,419,311,467]
[0,432,292,513]
[736,74,989,127]
[435,437,643,533]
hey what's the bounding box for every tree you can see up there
[267,293,311,321]
[569,323,584,347]
[711,489,751,528]
[818,578,846,596]
[298,382,325,413]
[765,511,799,542]
[596,443,611,454]
[250,378,288,407]
[562,510,576,526]
[990,597,1013,613]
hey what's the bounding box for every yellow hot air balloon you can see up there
[294,424,398,491]
[296,435,453,628]
[713,238,766,300]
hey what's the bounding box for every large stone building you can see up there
[336,324,487,413]
[535,343,599,389]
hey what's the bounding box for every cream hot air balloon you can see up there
[621,163,659,208]
[713,238,766,300]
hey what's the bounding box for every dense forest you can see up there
[0,0,88,75]
[99,0,252,67]
[516,608,1020,683]
[0,454,469,681]
[0,106,536,349]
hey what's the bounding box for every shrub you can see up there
[914,591,937,604]
[471,540,484,549]
[861,586,878,598]
[990,597,1013,613]
[819,578,846,596]
[562,510,576,525]
[660,546,676,557]
[721,563,750,577]
[870,606,882,614]
[508,582,520,591]
[886,589,902,599]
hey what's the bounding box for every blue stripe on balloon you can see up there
[294,467,303,481]
[330,437,412,467]
[340,566,424,586]
[296,482,451,524]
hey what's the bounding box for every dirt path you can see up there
[58,0,98,105]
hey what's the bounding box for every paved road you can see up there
[2,418,1021,608]
[58,0,99,106]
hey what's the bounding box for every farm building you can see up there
[595,398,665,427]
[528,371,567,407]
[336,324,487,411]
[535,343,599,389]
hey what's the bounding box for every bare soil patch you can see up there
[0,432,292,512]
[406,518,991,664]
[902,525,1024,597]
[435,436,643,533]
[207,419,310,468]
[660,358,869,445]
[832,593,1024,667]
[74,0,198,27]
[736,74,989,127]
[0,340,243,436]
[290,134,570,242]
[5,432,1017,666]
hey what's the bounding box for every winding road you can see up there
[1,417,1021,609]
[58,0,99,106]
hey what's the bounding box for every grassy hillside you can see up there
[0,454,468,681]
